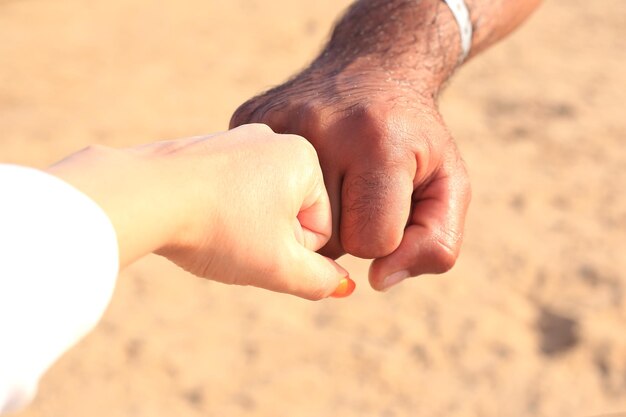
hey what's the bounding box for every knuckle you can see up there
[230,102,253,127]
[247,122,274,135]
[429,235,459,274]
[348,107,416,167]
[294,102,325,135]
[298,137,319,160]
[231,95,275,128]
[352,106,394,144]
[285,134,319,162]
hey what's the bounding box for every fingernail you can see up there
[330,277,356,298]
[382,270,410,291]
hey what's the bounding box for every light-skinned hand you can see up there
[48,124,354,300]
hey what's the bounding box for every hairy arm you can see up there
[312,0,542,98]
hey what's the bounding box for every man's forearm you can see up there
[313,0,541,98]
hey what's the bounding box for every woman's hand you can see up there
[48,124,354,300]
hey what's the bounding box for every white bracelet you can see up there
[442,0,473,61]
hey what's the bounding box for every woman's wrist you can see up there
[47,144,189,268]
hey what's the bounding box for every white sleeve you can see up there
[0,164,119,415]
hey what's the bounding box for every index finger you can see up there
[368,147,471,291]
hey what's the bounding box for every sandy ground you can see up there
[1,0,625,416]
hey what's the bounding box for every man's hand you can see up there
[231,72,470,291]
[231,0,541,290]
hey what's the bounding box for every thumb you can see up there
[368,148,471,291]
[277,243,355,301]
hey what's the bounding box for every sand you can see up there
[1,0,625,416]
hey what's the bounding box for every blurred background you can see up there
[1,0,625,416]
